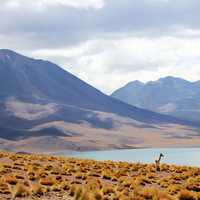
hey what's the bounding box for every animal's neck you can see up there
[158,155,162,162]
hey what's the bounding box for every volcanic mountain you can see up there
[0,49,199,152]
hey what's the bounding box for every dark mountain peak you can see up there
[0,49,17,55]
[159,76,179,80]
[0,49,29,64]
[124,80,144,89]
[0,49,48,66]
[157,76,190,85]
[127,80,144,86]
[0,49,20,58]
[111,80,144,97]
[0,49,105,106]
[0,49,62,75]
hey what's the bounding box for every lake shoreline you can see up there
[54,148,200,167]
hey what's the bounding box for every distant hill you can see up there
[0,50,200,152]
[112,76,200,122]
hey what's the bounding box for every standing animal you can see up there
[155,153,164,171]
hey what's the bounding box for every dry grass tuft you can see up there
[178,190,197,200]
[39,177,55,186]
[12,182,30,198]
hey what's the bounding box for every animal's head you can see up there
[160,153,164,157]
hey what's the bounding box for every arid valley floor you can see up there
[0,151,200,200]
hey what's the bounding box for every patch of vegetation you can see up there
[0,151,199,199]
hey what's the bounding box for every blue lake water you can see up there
[56,148,200,166]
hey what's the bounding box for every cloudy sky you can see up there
[1,0,200,94]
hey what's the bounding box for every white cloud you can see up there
[30,36,200,94]
[4,0,105,9]
[43,0,105,9]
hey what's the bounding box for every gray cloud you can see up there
[1,0,200,50]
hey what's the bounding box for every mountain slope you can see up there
[112,76,200,122]
[0,50,200,152]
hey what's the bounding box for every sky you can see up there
[1,0,200,94]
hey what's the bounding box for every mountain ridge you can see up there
[0,49,196,125]
[112,76,200,122]
[0,49,200,152]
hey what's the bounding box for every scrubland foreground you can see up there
[0,152,200,200]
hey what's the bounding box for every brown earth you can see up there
[1,111,200,153]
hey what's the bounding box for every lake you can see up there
[55,148,200,166]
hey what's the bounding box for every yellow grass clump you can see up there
[12,182,30,198]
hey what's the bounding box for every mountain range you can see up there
[112,77,200,122]
[0,49,200,152]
